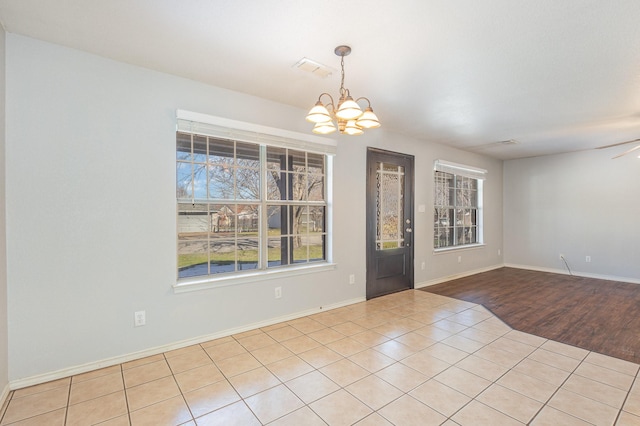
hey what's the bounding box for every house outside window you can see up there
[433,160,486,249]
[175,112,334,283]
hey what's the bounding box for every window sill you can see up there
[433,243,486,254]
[173,262,337,294]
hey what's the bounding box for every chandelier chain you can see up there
[340,54,346,97]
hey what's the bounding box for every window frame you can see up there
[433,160,486,252]
[174,111,336,293]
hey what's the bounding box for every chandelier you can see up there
[305,45,380,136]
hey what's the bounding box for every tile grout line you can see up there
[63,379,71,426]
[612,362,639,426]
[0,390,12,424]
[119,363,132,426]
[164,351,197,425]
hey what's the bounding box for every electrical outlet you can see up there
[457,255,462,263]
[275,287,282,299]
[586,256,591,263]
[349,274,355,284]
[134,311,146,327]
[559,253,564,260]
[421,261,426,270]
[498,249,501,256]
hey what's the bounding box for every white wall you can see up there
[0,27,9,397]
[504,149,640,281]
[5,34,502,382]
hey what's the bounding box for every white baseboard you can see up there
[504,263,640,285]
[9,296,366,391]
[415,264,504,288]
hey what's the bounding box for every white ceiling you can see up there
[1,0,640,159]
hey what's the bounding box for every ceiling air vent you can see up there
[293,57,333,78]
[470,139,519,152]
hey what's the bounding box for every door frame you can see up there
[365,147,415,299]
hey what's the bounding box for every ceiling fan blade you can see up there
[596,138,640,149]
[612,143,640,159]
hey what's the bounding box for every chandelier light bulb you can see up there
[336,96,363,120]
[312,120,337,134]
[344,120,364,136]
[356,107,381,129]
[306,101,331,123]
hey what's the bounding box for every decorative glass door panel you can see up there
[376,162,405,250]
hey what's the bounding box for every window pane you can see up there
[309,207,325,233]
[267,147,287,173]
[293,206,308,235]
[266,170,283,201]
[211,204,235,235]
[307,153,324,175]
[177,203,209,278]
[208,165,234,199]
[307,174,324,201]
[237,205,259,236]
[236,167,260,200]
[267,238,288,267]
[238,238,259,270]
[293,235,308,263]
[193,135,207,163]
[178,239,208,279]
[290,150,306,173]
[210,240,236,274]
[269,205,292,236]
[177,162,193,199]
[193,163,207,199]
[267,206,282,236]
[469,190,478,207]
[236,142,260,168]
[178,203,209,238]
[469,227,477,243]
[177,132,192,161]
[292,173,307,201]
[309,233,326,262]
[208,138,234,165]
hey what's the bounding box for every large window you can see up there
[176,128,331,281]
[433,160,485,249]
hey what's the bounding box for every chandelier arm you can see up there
[317,93,336,114]
[355,97,372,108]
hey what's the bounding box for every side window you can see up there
[177,132,328,280]
[434,161,484,249]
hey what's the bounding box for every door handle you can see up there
[405,228,412,233]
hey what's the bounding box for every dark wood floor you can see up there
[421,267,640,364]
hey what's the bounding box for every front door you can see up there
[366,148,414,299]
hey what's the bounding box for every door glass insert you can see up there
[376,162,405,250]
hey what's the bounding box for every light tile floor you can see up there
[1,290,640,425]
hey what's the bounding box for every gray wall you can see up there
[5,33,503,382]
[0,27,8,396]
[504,149,640,281]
